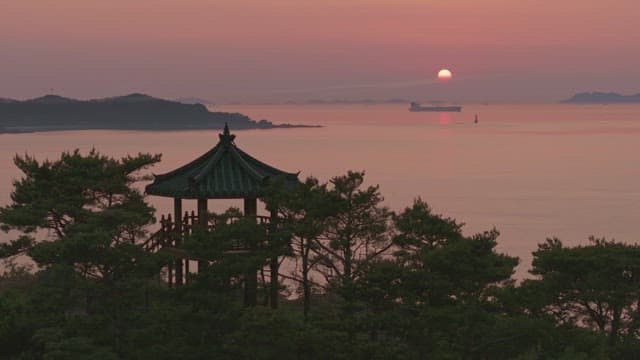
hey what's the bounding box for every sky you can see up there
[2,0,640,103]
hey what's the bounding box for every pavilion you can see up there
[145,124,299,307]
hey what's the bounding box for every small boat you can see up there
[409,102,462,112]
[474,114,479,123]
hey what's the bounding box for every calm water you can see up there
[2,103,639,276]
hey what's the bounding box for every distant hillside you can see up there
[563,92,640,104]
[174,97,214,105]
[0,94,314,133]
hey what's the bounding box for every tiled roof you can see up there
[145,124,298,199]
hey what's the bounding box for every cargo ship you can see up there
[409,102,462,112]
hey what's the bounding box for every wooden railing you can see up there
[140,212,273,255]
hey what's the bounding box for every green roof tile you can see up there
[145,124,299,199]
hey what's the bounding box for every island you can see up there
[174,97,214,105]
[0,93,317,133]
[562,91,640,104]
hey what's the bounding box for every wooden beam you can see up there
[270,209,279,309]
[244,197,258,307]
[197,198,208,273]
[174,198,183,287]
[197,198,208,225]
[243,197,257,217]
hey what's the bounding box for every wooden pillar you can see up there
[184,211,190,282]
[197,198,208,273]
[174,198,183,287]
[197,198,208,225]
[269,209,279,309]
[244,197,258,307]
[243,198,257,219]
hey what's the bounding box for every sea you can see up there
[1,103,639,277]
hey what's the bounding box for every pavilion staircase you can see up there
[140,211,281,307]
[141,211,272,257]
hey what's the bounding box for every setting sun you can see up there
[438,69,453,81]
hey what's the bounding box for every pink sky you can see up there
[2,0,639,102]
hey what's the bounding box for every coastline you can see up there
[0,123,321,135]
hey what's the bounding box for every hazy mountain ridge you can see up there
[174,97,214,105]
[0,94,314,133]
[25,95,79,104]
[563,91,640,104]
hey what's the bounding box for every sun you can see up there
[437,69,453,81]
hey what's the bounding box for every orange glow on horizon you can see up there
[2,1,640,101]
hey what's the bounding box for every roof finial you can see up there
[219,122,236,143]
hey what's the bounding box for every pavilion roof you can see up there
[145,124,299,199]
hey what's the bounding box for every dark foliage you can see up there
[0,151,636,358]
